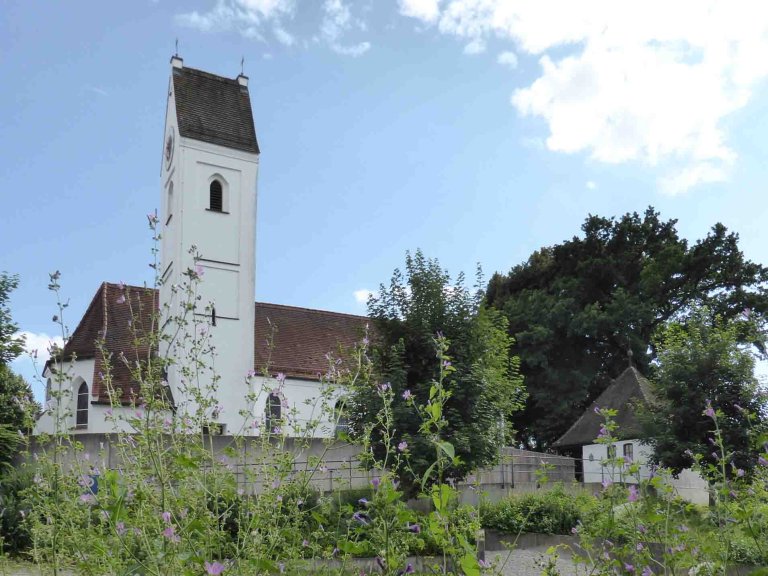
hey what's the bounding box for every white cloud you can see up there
[273,26,295,46]
[398,0,442,23]
[13,331,64,365]
[176,0,295,37]
[321,0,371,57]
[586,180,597,190]
[496,51,517,69]
[353,289,375,304]
[399,0,768,193]
[463,38,485,55]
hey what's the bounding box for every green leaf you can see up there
[437,441,455,459]
[459,553,481,576]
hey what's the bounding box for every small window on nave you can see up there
[76,381,89,429]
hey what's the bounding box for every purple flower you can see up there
[638,524,647,534]
[377,382,391,393]
[704,402,716,419]
[116,522,126,536]
[601,478,613,489]
[195,264,205,277]
[398,441,408,452]
[358,498,369,506]
[408,523,421,533]
[162,525,180,543]
[404,563,415,574]
[625,563,635,573]
[371,477,381,490]
[479,560,491,569]
[402,389,413,401]
[593,406,601,415]
[442,360,452,369]
[376,557,386,571]
[205,561,226,575]
[161,511,171,523]
[759,455,768,467]
[712,452,720,460]
[636,542,644,551]
[736,468,745,477]
[642,567,653,576]
[353,512,369,525]
[628,485,639,502]
[79,493,96,505]
[302,539,309,547]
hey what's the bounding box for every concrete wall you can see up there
[24,435,576,502]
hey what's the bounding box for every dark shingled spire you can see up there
[173,66,260,154]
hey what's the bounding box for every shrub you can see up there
[0,465,33,556]
[480,486,592,535]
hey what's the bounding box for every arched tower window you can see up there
[209,180,223,212]
[76,381,89,428]
[265,393,282,433]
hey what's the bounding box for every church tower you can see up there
[159,55,259,433]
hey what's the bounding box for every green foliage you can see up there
[641,309,767,476]
[0,273,25,365]
[480,487,592,535]
[0,365,35,466]
[352,250,525,492]
[0,465,33,555]
[486,207,768,449]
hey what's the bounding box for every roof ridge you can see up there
[174,66,240,84]
[255,301,368,321]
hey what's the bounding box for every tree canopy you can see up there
[0,273,34,464]
[641,309,766,477]
[486,208,768,450]
[349,250,525,491]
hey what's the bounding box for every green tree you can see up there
[350,250,525,492]
[486,208,768,450]
[641,309,766,476]
[0,273,25,364]
[0,273,34,465]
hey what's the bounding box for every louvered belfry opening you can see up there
[210,179,223,211]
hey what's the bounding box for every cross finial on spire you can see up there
[627,347,634,368]
[241,56,245,75]
[175,38,179,57]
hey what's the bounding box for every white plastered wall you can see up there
[582,440,709,505]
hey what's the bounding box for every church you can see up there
[35,56,369,438]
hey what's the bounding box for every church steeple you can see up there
[159,56,260,433]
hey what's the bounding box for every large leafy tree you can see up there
[350,251,525,491]
[486,208,768,450]
[641,309,766,477]
[0,273,34,465]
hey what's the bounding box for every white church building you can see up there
[35,56,368,438]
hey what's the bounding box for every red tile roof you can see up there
[57,283,368,404]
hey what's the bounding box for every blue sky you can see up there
[3,0,768,400]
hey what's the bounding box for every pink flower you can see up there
[161,511,171,523]
[601,478,613,489]
[195,264,205,277]
[628,485,639,502]
[704,401,715,419]
[162,524,180,543]
[402,389,413,401]
[758,455,768,467]
[276,372,286,383]
[398,441,408,452]
[204,562,226,575]
[116,522,126,536]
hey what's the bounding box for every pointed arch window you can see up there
[265,393,282,434]
[209,180,223,212]
[76,382,89,428]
